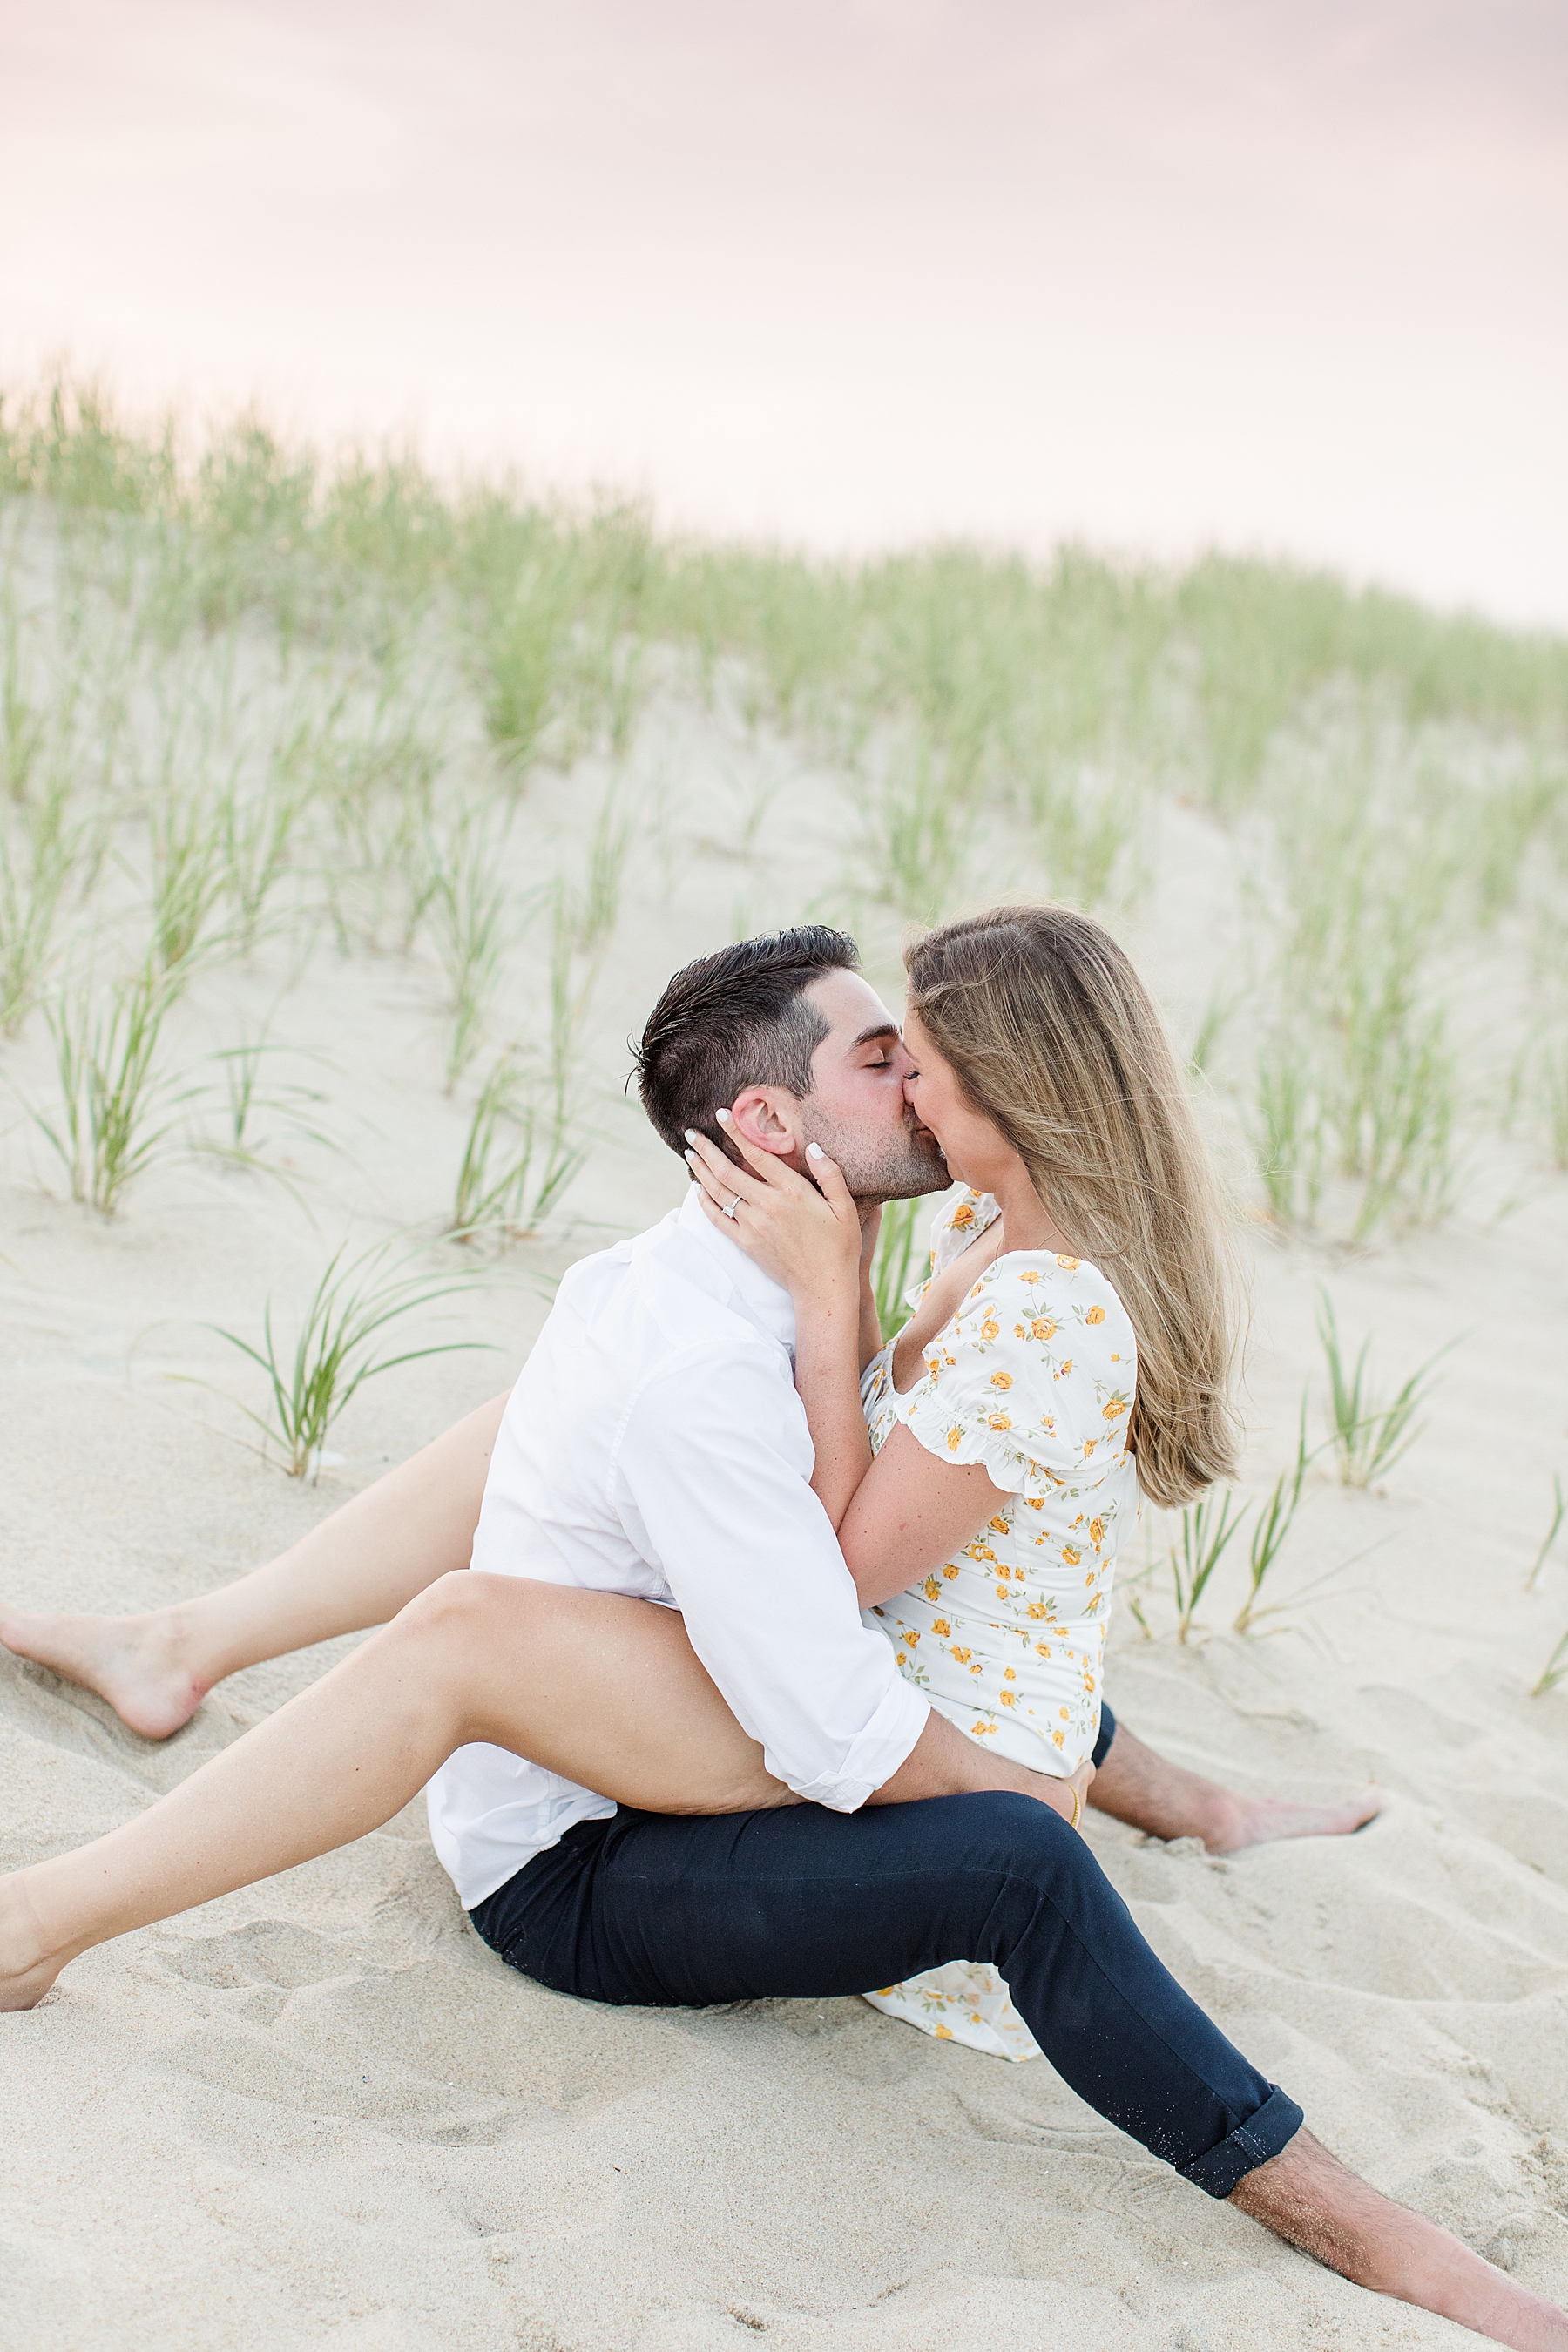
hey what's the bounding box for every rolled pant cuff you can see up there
[1178,2085,1304,2200]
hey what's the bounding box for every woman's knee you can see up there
[391,1567,525,1644]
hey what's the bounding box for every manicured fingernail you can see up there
[684,1129,697,1143]
[684,1149,694,1163]
[806,1142,824,1160]
[715,1107,732,1124]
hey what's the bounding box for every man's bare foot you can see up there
[0,1604,208,1741]
[1089,1720,1381,1854]
[1233,2129,1568,2349]
[0,1876,68,2012]
[1201,1784,1382,1856]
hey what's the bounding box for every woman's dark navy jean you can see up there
[470,1774,1301,2198]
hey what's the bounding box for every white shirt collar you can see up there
[677,1180,797,1355]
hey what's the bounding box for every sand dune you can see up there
[2,492,1566,2346]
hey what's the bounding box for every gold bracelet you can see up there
[1064,1781,1082,1831]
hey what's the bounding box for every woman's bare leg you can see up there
[3,1578,1561,2350]
[0,1571,788,2010]
[0,1395,509,1738]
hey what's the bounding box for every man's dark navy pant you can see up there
[470,1709,1301,2200]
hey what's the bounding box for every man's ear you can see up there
[725,1086,803,1159]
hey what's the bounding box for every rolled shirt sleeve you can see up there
[615,1341,929,1809]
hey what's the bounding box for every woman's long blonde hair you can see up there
[905,903,1241,1509]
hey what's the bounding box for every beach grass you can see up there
[207,1240,491,1479]
[0,372,1564,1270]
[30,960,187,1213]
[1316,1292,1453,1490]
[1169,1489,1250,1642]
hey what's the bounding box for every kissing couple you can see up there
[3,903,1563,2349]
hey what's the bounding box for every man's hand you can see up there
[870,1710,1095,1830]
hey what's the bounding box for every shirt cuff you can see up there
[778,1673,930,1813]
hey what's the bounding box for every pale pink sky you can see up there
[3,0,1565,622]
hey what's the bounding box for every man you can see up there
[429,923,1376,1910]
[3,929,1553,2346]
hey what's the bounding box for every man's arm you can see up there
[616,1348,1085,1826]
[873,1709,1093,1821]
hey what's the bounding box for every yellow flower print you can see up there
[996,1582,1010,1600]
[1003,1666,1017,1681]
[980,1317,1000,1342]
[934,2022,955,2039]
[1059,1707,1070,1720]
[1026,1600,1048,1619]
[1031,1317,1057,1342]
[988,1515,1009,1535]
[1085,1304,1105,1326]
[931,1617,951,1637]
[1103,1395,1130,1422]
[1024,1497,1045,1511]
[990,1370,1013,1391]
[923,1577,943,1601]
[1051,1728,1065,1747]
[943,1563,960,1580]
[946,1426,962,1452]
[1089,1516,1106,1547]
[904,1630,921,1646]
[1035,1641,1051,1656]
[951,1646,972,1664]
[1057,1254,1080,1269]
[999,1690,1017,1707]
[987,1410,1013,1431]
[1081,1437,1097,1457]
[896,1652,907,1665]
[951,1203,977,1230]
[1062,1544,1081,1565]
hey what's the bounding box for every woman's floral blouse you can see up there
[860,1186,1139,2062]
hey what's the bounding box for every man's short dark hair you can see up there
[632,926,860,1156]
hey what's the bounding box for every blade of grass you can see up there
[1233,1393,1310,1634]
[1527,1473,1565,1591]
[207,1240,494,1479]
[1171,1490,1249,1643]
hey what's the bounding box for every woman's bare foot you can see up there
[0,1604,209,1741]
[1090,1720,1382,1853]
[1233,2129,1568,2349]
[0,1876,69,2012]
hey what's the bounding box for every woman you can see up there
[1,906,1562,2349]
[679,904,1234,2058]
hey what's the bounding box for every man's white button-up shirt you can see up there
[426,1185,931,1909]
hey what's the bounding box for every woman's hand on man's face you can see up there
[684,1116,862,1304]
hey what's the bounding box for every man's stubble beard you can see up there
[800,1103,950,1206]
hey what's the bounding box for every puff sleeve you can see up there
[889,1254,1136,1499]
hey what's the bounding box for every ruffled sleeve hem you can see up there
[893,1390,1064,1497]
[889,1253,1135,1497]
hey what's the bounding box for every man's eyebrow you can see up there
[849,1021,901,1050]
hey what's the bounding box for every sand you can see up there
[3,636,1567,2349]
